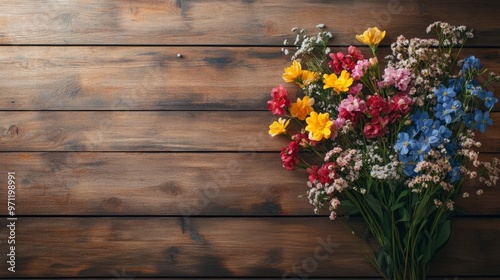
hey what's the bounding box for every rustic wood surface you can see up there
[0,218,498,278]
[0,47,497,111]
[0,152,498,216]
[0,0,498,46]
[0,111,499,152]
[0,0,498,279]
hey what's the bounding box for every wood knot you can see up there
[8,125,19,136]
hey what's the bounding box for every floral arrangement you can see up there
[267,22,499,279]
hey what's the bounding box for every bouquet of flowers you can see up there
[267,22,499,279]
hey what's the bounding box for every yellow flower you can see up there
[300,70,320,87]
[323,70,354,94]
[282,60,302,83]
[356,27,386,46]
[289,96,315,120]
[305,112,333,141]
[268,118,290,137]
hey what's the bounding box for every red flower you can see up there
[267,85,291,116]
[307,165,319,182]
[366,94,390,118]
[307,163,336,184]
[317,162,337,184]
[328,46,364,74]
[391,92,414,115]
[363,116,389,139]
[293,131,318,148]
[388,93,414,123]
[281,140,300,170]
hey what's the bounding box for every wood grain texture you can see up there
[0,1,498,278]
[0,111,499,152]
[0,46,497,110]
[0,0,499,46]
[10,279,497,280]
[0,217,497,277]
[0,152,498,216]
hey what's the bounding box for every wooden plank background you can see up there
[0,0,498,279]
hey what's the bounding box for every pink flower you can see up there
[329,211,337,220]
[328,46,364,74]
[351,59,370,80]
[330,197,341,209]
[267,85,291,116]
[338,95,367,124]
[348,83,363,95]
[380,66,412,91]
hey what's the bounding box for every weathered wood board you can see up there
[0,0,498,278]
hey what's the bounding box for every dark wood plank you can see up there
[0,47,497,111]
[0,0,499,46]
[0,152,498,216]
[0,111,277,152]
[0,217,497,277]
[0,111,499,152]
[0,46,283,111]
[8,279,496,280]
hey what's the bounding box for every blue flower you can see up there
[467,84,482,96]
[438,125,452,139]
[416,117,433,135]
[421,129,441,148]
[462,55,482,72]
[394,132,414,155]
[449,166,461,183]
[478,90,498,109]
[399,154,417,177]
[411,111,429,123]
[445,141,459,157]
[473,110,493,133]
[411,140,430,162]
[434,100,461,124]
[450,77,465,91]
[434,84,456,103]
[462,113,474,128]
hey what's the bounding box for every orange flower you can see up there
[289,96,315,120]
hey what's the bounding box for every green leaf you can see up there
[395,189,410,204]
[365,194,384,221]
[376,250,385,268]
[383,236,391,251]
[397,208,410,223]
[433,220,451,253]
[413,196,431,224]
[385,254,394,277]
[390,201,406,211]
